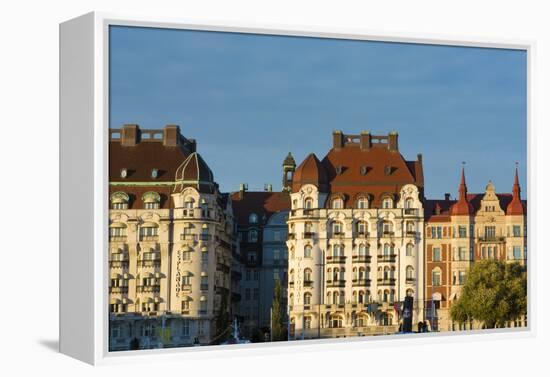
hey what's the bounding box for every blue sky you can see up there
[109,26,527,199]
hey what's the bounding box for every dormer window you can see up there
[304,197,314,209]
[360,166,368,175]
[249,213,258,224]
[357,197,368,209]
[335,165,343,175]
[110,192,129,210]
[120,168,128,179]
[332,198,344,209]
[384,166,392,175]
[151,168,158,179]
[382,197,393,209]
[142,191,161,209]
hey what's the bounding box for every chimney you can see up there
[333,130,344,150]
[388,131,398,151]
[444,193,451,201]
[121,124,139,147]
[187,138,197,153]
[417,153,423,163]
[239,183,248,199]
[360,131,371,151]
[163,124,180,147]
[264,184,273,192]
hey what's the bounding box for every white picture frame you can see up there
[59,11,535,365]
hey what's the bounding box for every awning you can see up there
[181,271,193,277]
[109,222,127,228]
[141,222,158,228]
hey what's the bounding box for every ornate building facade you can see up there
[108,125,237,350]
[424,167,527,331]
[286,131,426,339]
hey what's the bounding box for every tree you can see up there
[271,279,286,341]
[450,260,527,328]
[214,290,231,344]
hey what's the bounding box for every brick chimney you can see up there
[333,130,344,150]
[388,131,398,151]
[121,124,139,147]
[444,193,451,201]
[360,131,371,151]
[163,124,180,147]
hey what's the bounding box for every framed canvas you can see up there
[59,12,535,365]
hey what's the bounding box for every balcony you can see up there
[287,233,296,240]
[109,286,128,294]
[377,278,396,286]
[290,209,319,218]
[138,259,161,268]
[181,284,192,292]
[302,232,315,239]
[377,254,397,263]
[289,281,295,288]
[109,260,129,268]
[405,231,418,237]
[109,235,127,242]
[137,285,160,293]
[382,231,395,237]
[478,236,505,243]
[180,233,197,241]
[355,232,369,239]
[140,235,159,242]
[352,255,371,263]
[406,277,416,284]
[326,255,346,264]
[331,232,346,239]
[352,279,371,287]
[303,280,314,288]
[404,208,418,216]
[182,209,195,218]
[326,280,346,288]
[198,234,212,241]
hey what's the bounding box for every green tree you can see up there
[214,290,231,344]
[450,260,527,328]
[271,279,286,341]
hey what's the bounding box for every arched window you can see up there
[377,290,383,302]
[248,229,258,243]
[405,198,414,209]
[332,268,339,281]
[381,313,392,326]
[358,290,365,304]
[109,222,127,238]
[383,266,390,280]
[359,267,366,280]
[304,197,314,209]
[330,314,343,328]
[406,221,415,232]
[249,213,258,224]
[304,292,312,305]
[432,268,441,286]
[332,221,343,235]
[366,267,370,280]
[142,191,161,209]
[289,293,294,305]
[377,267,382,280]
[332,291,339,305]
[382,196,393,209]
[289,269,294,283]
[332,197,344,209]
[406,289,414,297]
[304,245,312,258]
[110,192,129,210]
[383,244,391,256]
[406,266,415,280]
[339,268,345,281]
[358,244,367,256]
[383,290,389,302]
[333,244,343,257]
[357,197,369,209]
[304,268,312,282]
[390,289,396,303]
[382,221,393,234]
[365,290,371,303]
[184,197,195,208]
[140,222,158,238]
[390,266,396,279]
[406,243,414,257]
[357,221,368,235]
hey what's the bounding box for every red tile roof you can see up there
[230,191,291,226]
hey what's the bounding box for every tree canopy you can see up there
[450,260,527,328]
[271,279,286,341]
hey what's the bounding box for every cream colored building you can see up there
[286,131,426,339]
[108,125,235,350]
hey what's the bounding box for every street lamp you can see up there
[315,248,325,339]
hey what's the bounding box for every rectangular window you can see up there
[459,271,466,285]
[273,249,280,265]
[245,269,251,281]
[274,269,280,280]
[182,319,190,336]
[458,247,468,261]
[245,288,251,300]
[458,226,467,238]
[431,226,442,239]
[254,270,260,281]
[253,288,259,300]
[513,225,521,237]
[248,252,257,263]
[198,320,205,335]
[433,247,441,262]
[274,231,281,241]
[485,226,496,239]
[513,246,522,260]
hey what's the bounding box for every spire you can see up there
[507,163,524,215]
[450,163,472,216]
